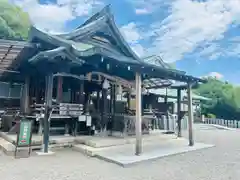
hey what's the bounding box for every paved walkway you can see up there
[0,124,240,180]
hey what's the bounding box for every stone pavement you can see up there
[1,124,240,180]
[95,138,214,167]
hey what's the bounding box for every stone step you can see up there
[73,135,181,157]
[74,132,177,148]
[0,137,15,154]
[73,144,100,157]
[72,143,134,157]
[0,136,74,156]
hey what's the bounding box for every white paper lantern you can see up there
[102,79,110,89]
[117,85,122,94]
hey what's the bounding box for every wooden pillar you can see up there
[177,88,182,137]
[101,88,107,133]
[164,88,169,131]
[56,76,63,103]
[135,72,142,155]
[127,90,131,109]
[43,73,53,153]
[109,84,113,134]
[35,82,40,104]
[110,84,114,114]
[187,83,194,146]
[112,84,116,133]
[96,90,100,112]
[79,76,84,104]
[22,76,30,115]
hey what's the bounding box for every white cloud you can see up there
[129,0,171,15]
[131,44,145,57]
[120,22,147,57]
[12,0,104,33]
[11,0,240,64]
[135,8,150,15]
[120,22,143,43]
[207,72,223,79]
[143,0,240,62]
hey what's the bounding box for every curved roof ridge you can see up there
[106,12,142,62]
[77,4,111,29]
[75,5,142,62]
[143,55,187,74]
[57,16,109,39]
[143,55,170,68]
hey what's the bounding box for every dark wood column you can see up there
[101,88,107,133]
[21,76,30,115]
[177,88,182,137]
[187,83,194,146]
[43,73,53,153]
[164,88,169,131]
[135,72,142,155]
[127,90,131,109]
[56,76,63,103]
[110,84,116,134]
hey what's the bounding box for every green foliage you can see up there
[195,77,240,119]
[207,113,216,118]
[0,0,31,40]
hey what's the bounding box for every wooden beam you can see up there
[135,72,142,155]
[187,83,194,146]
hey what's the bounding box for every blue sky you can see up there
[12,0,240,84]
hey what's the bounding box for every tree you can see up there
[0,0,31,40]
[194,77,240,119]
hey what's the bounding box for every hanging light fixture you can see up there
[102,79,110,89]
[106,63,110,70]
[116,84,123,101]
[117,84,123,94]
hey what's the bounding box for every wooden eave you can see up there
[0,39,36,78]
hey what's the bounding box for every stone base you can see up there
[36,151,55,156]
[96,140,215,167]
[210,124,235,131]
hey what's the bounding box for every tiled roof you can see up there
[0,39,34,75]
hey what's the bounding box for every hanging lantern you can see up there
[86,73,92,81]
[106,63,110,70]
[102,79,110,89]
[90,99,93,105]
[117,85,123,94]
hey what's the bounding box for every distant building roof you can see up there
[148,88,211,102]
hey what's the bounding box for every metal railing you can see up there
[203,118,240,128]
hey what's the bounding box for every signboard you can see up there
[17,120,32,146]
[78,115,86,122]
[15,119,33,158]
[59,103,83,116]
[86,116,92,127]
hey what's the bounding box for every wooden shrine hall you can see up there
[0,6,205,155]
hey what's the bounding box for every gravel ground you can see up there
[0,124,240,180]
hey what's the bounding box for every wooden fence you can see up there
[203,118,240,128]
